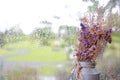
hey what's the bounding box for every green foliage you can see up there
[31,27,55,46]
[112,32,120,42]
[4,26,25,43]
[30,20,54,46]
[83,0,120,32]
[104,0,120,13]
[87,0,99,12]
[59,25,78,46]
[0,32,5,47]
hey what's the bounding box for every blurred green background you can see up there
[0,0,120,80]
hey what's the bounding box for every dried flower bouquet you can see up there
[74,16,112,62]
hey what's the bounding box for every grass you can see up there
[5,40,67,62]
[37,65,72,76]
[4,40,119,76]
[3,40,67,75]
[38,66,57,76]
[112,36,120,42]
[104,41,120,57]
[0,48,9,55]
[6,67,38,80]
[0,48,16,56]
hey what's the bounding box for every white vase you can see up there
[68,61,100,80]
[79,61,100,80]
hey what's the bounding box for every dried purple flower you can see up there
[108,28,112,33]
[75,16,112,62]
[80,23,86,30]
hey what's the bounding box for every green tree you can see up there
[31,27,54,45]
[104,0,120,30]
[83,0,120,29]
[4,26,24,43]
[0,32,5,47]
[59,25,78,46]
[31,21,55,45]
[104,0,120,14]
[58,25,78,59]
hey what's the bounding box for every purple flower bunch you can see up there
[75,17,112,62]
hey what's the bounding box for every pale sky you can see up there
[0,0,109,34]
